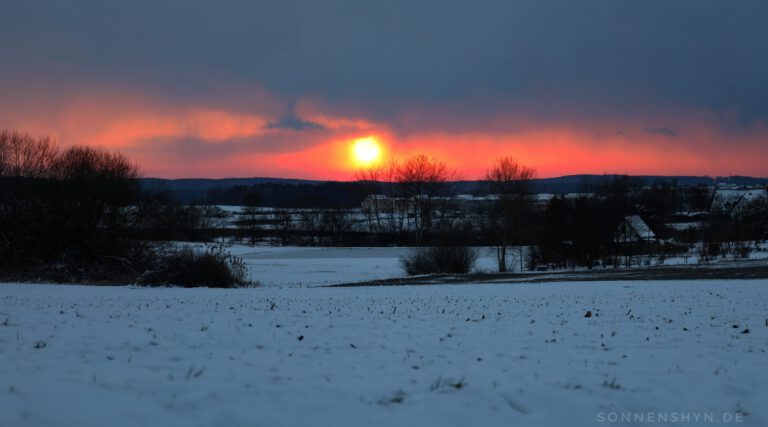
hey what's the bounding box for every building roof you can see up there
[624,215,656,240]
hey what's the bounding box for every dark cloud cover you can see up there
[267,103,326,131]
[646,128,680,138]
[1,1,767,178]
[2,0,767,124]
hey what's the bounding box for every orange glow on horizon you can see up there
[2,88,767,179]
[260,127,768,181]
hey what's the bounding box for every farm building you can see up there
[615,215,656,244]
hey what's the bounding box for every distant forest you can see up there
[144,175,768,208]
[203,182,377,209]
[3,128,768,285]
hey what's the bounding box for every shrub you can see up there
[400,245,478,275]
[400,247,434,275]
[138,245,251,288]
[430,246,479,274]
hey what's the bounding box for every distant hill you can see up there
[532,175,767,193]
[141,177,320,203]
[456,175,768,195]
[141,175,768,205]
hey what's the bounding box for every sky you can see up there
[1,0,767,179]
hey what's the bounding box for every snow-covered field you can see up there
[227,246,504,287]
[2,280,766,426]
[224,243,768,287]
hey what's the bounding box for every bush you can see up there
[400,245,478,275]
[400,247,433,275]
[138,245,251,288]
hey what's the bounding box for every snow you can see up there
[711,189,768,215]
[615,215,656,243]
[625,215,655,240]
[665,221,702,231]
[225,246,504,287]
[227,243,768,285]
[1,280,766,426]
[197,243,768,286]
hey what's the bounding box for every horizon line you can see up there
[142,173,768,183]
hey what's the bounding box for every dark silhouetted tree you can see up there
[484,156,536,272]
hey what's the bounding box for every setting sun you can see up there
[351,137,382,166]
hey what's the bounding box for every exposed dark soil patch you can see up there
[330,259,768,287]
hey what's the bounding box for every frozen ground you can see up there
[1,280,766,427]
[226,246,504,287]
[224,243,768,287]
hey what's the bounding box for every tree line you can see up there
[2,129,766,282]
[0,130,247,286]
[217,150,766,275]
[353,154,766,274]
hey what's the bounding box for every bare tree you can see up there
[300,210,323,246]
[0,129,58,178]
[271,209,294,246]
[485,156,536,272]
[394,154,457,242]
[321,208,353,246]
[49,145,142,253]
[238,193,261,244]
[0,132,142,279]
[357,165,385,234]
[357,160,407,235]
[359,155,457,242]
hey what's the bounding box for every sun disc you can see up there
[352,137,381,165]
